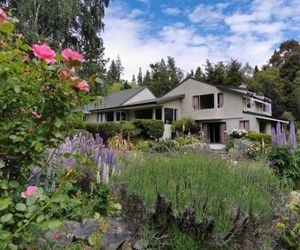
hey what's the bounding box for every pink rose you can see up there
[71,80,90,93]
[0,8,7,23]
[21,186,38,198]
[62,49,84,63]
[58,70,69,79]
[32,44,56,63]
[23,54,30,62]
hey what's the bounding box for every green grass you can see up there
[118,152,290,236]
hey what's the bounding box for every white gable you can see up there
[123,88,156,105]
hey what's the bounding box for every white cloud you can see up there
[162,7,181,16]
[188,3,227,27]
[102,1,300,80]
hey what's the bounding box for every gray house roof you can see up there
[86,86,149,111]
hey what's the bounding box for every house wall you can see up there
[85,112,97,123]
[123,88,155,105]
[165,79,244,120]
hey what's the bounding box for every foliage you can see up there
[172,117,197,134]
[141,57,184,97]
[132,119,164,139]
[175,136,199,147]
[247,131,272,145]
[118,153,289,235]
[107,133,133,151]
[225,138,234,151]
[245,141,264,160]
[0,0,110,82]
[147,140,180,153]
[85,122,122,142]
[268,145,300,183]
[0,13,92,175]
[228,128,248,139]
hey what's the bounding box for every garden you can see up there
[1,7,300,250]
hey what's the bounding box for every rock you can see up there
[101,217,131,250]
[74,219,100,239]
[132,240,145,250]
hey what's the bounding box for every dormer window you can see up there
[243,98,251,109]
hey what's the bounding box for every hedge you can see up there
[131,119,164,139]
[172,117,197,134]
[247,131,272,145]
[79,119,164,141]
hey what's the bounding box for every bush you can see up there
[268,145,300,183]
[228,128,248,139]
[132,119,164,139]
[120,121,140,140]
[85,122,122,142]
[172,117,197,134]
[175,136,199,146]
[247,131,272,145]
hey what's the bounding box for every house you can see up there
[84,78,288,143]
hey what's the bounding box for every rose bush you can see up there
[0,9,93,175]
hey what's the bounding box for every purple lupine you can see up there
[271,127,276,145]
[29,167,41,186]
[276,122,282,145]
[44,167,52,191]
[290,121,296,150]
[282,132,287,145]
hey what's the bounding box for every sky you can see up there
[102,0,300,80]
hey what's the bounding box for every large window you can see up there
[200,94,214,109]
[155,108,162,120]
[164,108,177,124]
[116,111,127,121]
[106,112,114,122]
[243,98,251,109]
[135,109,153,119]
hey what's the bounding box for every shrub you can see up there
[120,121,140,139]
[172,117,197,134]
[228,128,248,139]
[247,131,272,145]
[85,122,122,142]
[175,136,199,146]
[0,12,92,175]
[268,145,300,183]
[132,119,164,139]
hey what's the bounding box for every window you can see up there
[116,111,127,121]
[83,115,87,121]
[106,112,114,122]
[217,93,224,108]
[243,98,251,109]
[259,122,267,133]
[155,108,162,120]
[135,109,153,119]
[200,94,214,109]
[239,120,250,130]
[97,113,103,122]
[192,96,200,110]
[164,108,177,124]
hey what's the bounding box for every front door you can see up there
[204,122,226,143]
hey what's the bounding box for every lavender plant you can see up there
[30,133,126,191]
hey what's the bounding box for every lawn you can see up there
[118,152,290,237]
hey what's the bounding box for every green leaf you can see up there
[0,160,5,169]
[43,220,63,230]
[0,230,11,240]
[0,22,14,33]
[15,203,26,211]
[0,198,12,211]
[27,205,38,213]
[54,118,63,128]
[36,214,45,223]
[26,196,36,206]
[8,243,18,250]
[14,86,21,94]
[1,213,13,223]
[34,142,43,153]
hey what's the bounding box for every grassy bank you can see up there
[118,152,289,236]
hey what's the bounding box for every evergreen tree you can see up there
[132,74,136,84]
[254,65,259,75]
[137,67,143,85]
[225,59,245,86]
[194,66,204,81]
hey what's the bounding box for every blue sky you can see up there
[102,0,300,80]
